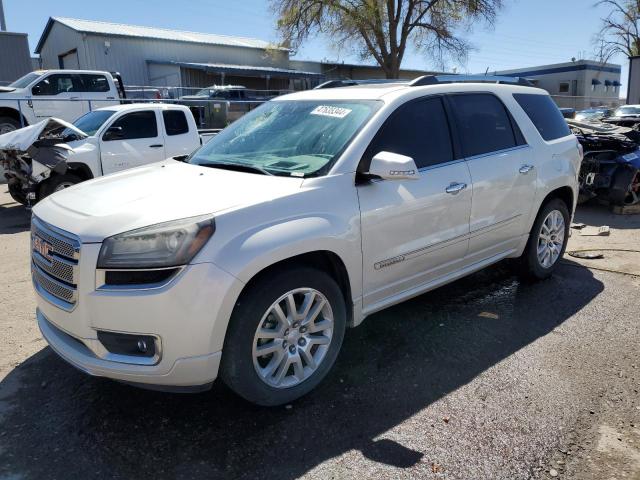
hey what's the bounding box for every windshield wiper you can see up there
[195,162,274,176]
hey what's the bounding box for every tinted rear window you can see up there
[513,93,571,141]
[163,110,189,136]
[448,93,518,157]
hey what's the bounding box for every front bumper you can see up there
[35,250,245,389]
[38,309,222,389]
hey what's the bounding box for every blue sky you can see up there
[5,0,629,94]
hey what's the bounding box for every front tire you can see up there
[519,198,570,280]
[221,267,346,406]
[39,173,82,200]
[0,116,21,134]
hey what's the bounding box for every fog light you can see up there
[97,331,156,358]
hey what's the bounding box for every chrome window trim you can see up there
[463,144,532,163]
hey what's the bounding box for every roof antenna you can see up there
[484,67,490,75]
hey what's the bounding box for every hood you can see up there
[33,159,304,242]
[0,86,16,93]
[0,117,87,152]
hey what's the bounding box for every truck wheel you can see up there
[39,173,82,200]
[518,198,570,280]
[221,267,346,406]
[0,116,20,134]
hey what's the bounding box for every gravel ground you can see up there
[0,188,638,480]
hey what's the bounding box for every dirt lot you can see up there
[0,188,639,480]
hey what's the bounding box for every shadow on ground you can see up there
[0,188,30,234]
[0,262,603,479]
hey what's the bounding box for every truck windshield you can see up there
[189,100,381,177]
[9,72,42,88]
[67,110,116,136]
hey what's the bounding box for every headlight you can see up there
[97,215,215,269]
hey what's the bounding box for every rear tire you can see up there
[221,267,346,406]
[519,198,570,280]
[0,116,20,134]
[39,173,82,200]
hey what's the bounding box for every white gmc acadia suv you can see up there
[31,76,582,406]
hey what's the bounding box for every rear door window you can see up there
[363,96,454,170]
[163,110,189,136]
[513,93,571,141]
[106,111,158,140]
[80,74,110,93]
[448,93,518,157]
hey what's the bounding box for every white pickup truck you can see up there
[0,103,210,205]
[0,69,124,133]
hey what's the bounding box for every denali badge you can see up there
[33,236,53,262]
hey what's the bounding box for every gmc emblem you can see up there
[33,236,53,262]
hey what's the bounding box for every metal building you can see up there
[0,31,32,85]
[35,17,320,90]
[493,60,622,109]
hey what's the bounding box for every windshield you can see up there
[9,72,42,89]
[65,110,116,136]
[189,100,381,177]
[615,106,640,116]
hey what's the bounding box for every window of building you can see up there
[363,96,454,170]
[559,82,570,94]
[163,110,189,136]
[105,111,158,140]
[513,93,571,141]
[448,93,518,157]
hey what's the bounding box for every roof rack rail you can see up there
[409,74,534,87]
[314,79,403,89]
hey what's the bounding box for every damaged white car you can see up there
[0,104,206,205]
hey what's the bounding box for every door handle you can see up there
[445,182,467,195]
[519,164,534,174]
[149,144,163,148]
[70,96,80,101]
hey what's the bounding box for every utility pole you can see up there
[0,0,6,31]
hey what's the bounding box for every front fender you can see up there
[213,213,361,296]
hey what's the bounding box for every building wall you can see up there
[289,60,431,81]
[38,22,85,70]
[38,21,290,86]
[494,61,622,109]
[0,32,36,84]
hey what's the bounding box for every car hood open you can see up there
[32,159,305,242]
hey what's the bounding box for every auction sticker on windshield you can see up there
[310,105,352,118]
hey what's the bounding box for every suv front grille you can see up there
[31,217,80,311]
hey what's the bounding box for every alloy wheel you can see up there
[54,182,75,192]
[537,209,565,268]
[252,288,333,389]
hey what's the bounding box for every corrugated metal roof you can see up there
[159,61,321,78]
[36,17,285,53]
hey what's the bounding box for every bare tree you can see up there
[595,0,640,62]
[270,0,504,78]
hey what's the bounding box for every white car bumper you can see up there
[35,256,245,390]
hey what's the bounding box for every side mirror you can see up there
[31,85,42,96]
[103,126,124,141]
[367,151,419,181]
